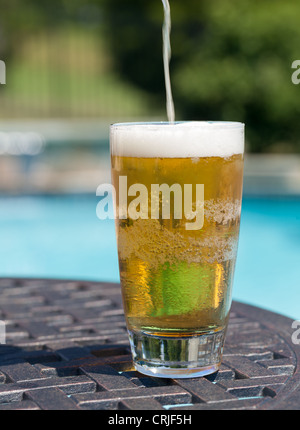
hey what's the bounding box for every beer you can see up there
[111,122,244,377]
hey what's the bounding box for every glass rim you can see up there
[110,121,245,130]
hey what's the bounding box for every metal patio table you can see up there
[0,278,299,410]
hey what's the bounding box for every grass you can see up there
[0,25,158,119]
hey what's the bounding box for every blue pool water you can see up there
[0,195,299,320]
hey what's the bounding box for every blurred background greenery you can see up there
[1,0,300,152]
[0,0,299,319]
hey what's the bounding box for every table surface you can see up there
[0,278,299,410]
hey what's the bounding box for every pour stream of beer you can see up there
[161,0,175,123]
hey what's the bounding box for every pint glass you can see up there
[110,121,244,378]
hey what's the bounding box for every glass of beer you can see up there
[110,121,244,378]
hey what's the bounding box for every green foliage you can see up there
[0,0,153,119]
[1,0,300,151]
[102,0,300,152]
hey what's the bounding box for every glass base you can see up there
[128,328,226,379]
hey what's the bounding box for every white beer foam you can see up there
[111,121,244,158]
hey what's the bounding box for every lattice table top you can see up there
[0,278,298,410]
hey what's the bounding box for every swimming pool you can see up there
[0,194,299,320]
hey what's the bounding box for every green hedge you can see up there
[1,0,300,152]
[102,0,300,153]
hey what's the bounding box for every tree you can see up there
[102,0,300,152]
